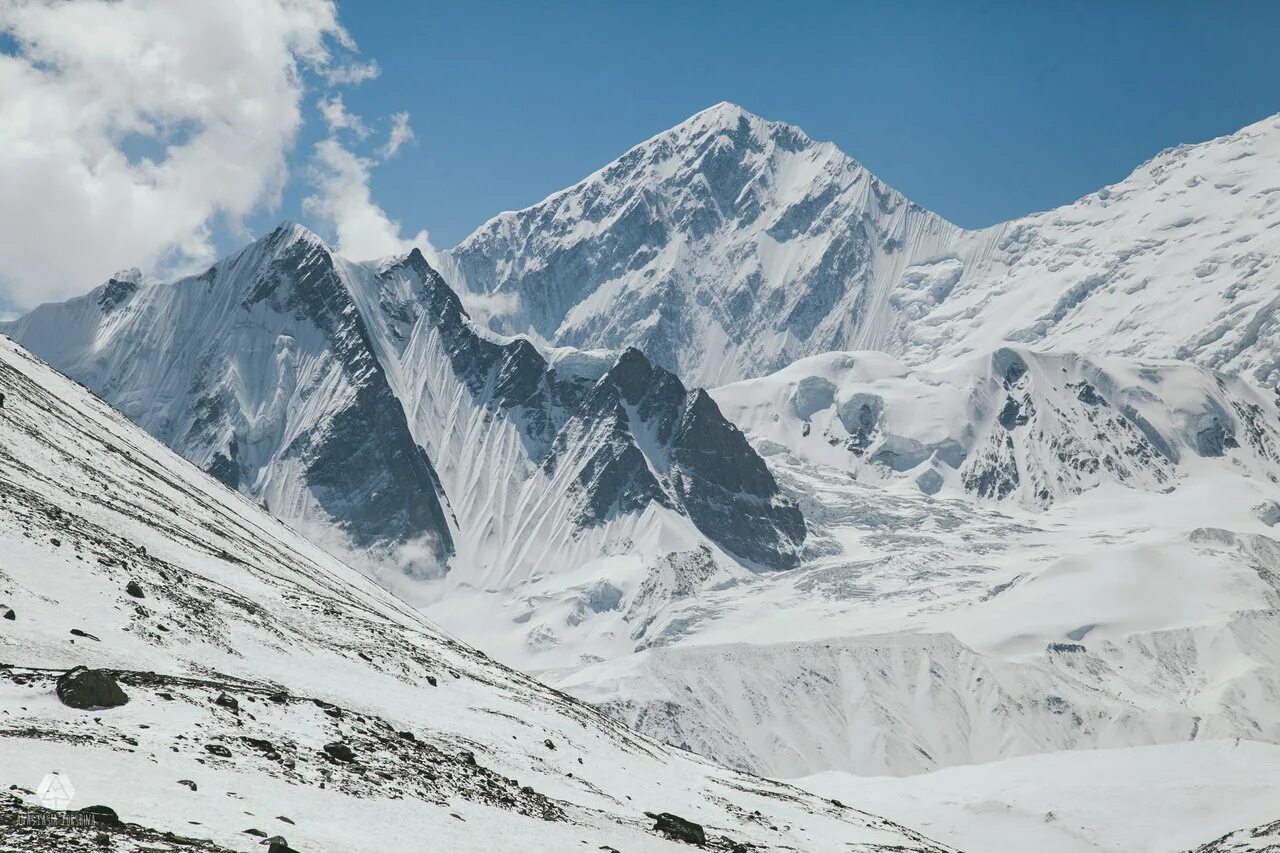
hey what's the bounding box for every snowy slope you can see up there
[440,102,963,387]
[713,346,1280,507]
[442,106,1280,386]
[547,463,1280,779]
[0,332,951,852]
[1,224,456,565]
[796,741,1280,853]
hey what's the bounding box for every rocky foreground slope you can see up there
[0,333,945,851]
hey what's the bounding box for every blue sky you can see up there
[274,0,1280,248]
[2,1,1278,311]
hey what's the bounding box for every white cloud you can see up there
[317,93,369,138]
[0,0,364,308]
[322,58,379,86]
[380,111,415,159]
[303,137,431,261]
[460,290,522,325]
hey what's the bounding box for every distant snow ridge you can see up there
[715,346,1280,507]
[442,105,1280,387]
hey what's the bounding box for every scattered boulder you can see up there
[650,812,706,846]
[543,738,556,750]
[78,805,121,826]
[323,741,355,763]
[205,743,232,758]
[177,779,197,791]
[214,692,240,712]
[2,608,13,620]
[55,667,129,710]
[125,581,145,598]
[69,628,101,641]
[244,828,267,837]
[265,836,295,853]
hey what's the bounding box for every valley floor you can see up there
[796,740,1280,853]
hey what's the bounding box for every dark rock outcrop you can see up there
[650,811,706,845]
[55,668,128,710]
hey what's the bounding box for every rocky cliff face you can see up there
[3,223,455,565]
[1,225,804,580]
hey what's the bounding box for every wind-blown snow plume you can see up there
[0,0,371,307]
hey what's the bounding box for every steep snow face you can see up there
[440,102,963,387]
[354,249,806,589]
[906,114,1280,384]
[444,107,1280,387]
[1,223,455,565]
[714,347,1280,507]
[2,226,805,584]
[0,333,952,852]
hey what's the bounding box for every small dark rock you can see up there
[177,779,197,791]
[397,731,417,742]
[458,750,476,765]
[244,827,267,837]
[70,628,101,641]
[276,816,295,824]
[650,812,706,846]
[425,675,438,687]
[241,737,275,752]
[2,609,14,620]
[51,538,61,547]
[56,667,129,710]
[214,693,240,712]
[205,743,232,758]
[323,741,355,763]
[543,738,556,750]
[125,581,145,598]
[267,691,289,703]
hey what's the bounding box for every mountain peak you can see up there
[265,220,330,251]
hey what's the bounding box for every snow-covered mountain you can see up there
[439,102,962,387]
[3,224,456,566]
[1,225,805,587]
[0,331,950,851]
[7,102,1280,851]
[441,105,1280,387]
